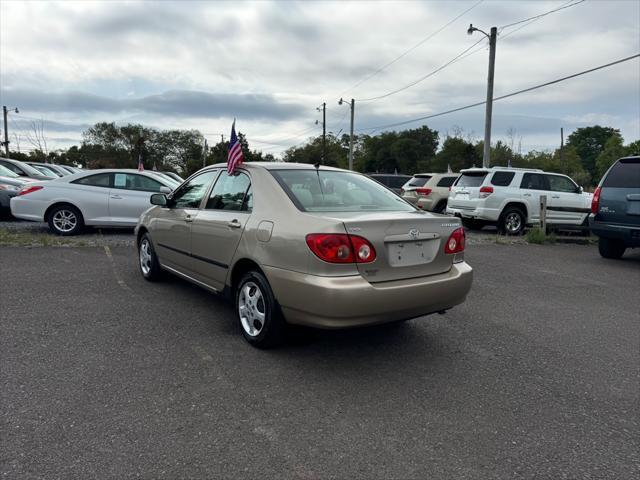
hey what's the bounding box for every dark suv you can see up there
[589,156,640,259]
[366,173,412,195]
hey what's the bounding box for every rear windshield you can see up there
[456,172,488,187]
[272,170,415,212]
[0,164,19,178]
[603,159,640,188]
[407,176,430,187]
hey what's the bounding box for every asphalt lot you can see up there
[1,243,638,479]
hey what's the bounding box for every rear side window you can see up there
[520,173,549,190]
[113,173,164,192]
[388,176,411,188]
[73,173,112,188]
[603,159,640,188]
[408,176,430,187]
[491,171,515,187]
[437,176,457,188]
[456,172,487,187]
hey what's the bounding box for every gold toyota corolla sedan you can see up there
[135,162,473,348]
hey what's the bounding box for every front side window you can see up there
[205,172,252,211]
[520,173,549,191]
[548,175,578,193]
[73,173,112,188]
[171,170,218,209]
[113,173,164,192]
[272,169,415,212]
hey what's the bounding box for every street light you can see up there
[338,98,355,171]
[467,23,497,168]
[2,106,19,157]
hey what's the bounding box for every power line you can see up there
[355,53,639,132]
[499,0,586,30]
[339,0,484,96]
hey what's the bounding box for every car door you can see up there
[151,170,219,273]
[546,174,586,225]
[108,173,168,225]
[519,173,548,224]
[189,171,252,291]
[68,172,113,223]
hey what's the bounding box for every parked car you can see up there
[26,162,71,177]
[589,156,640,259]
[0,166,32,218]
[401,173,459,213]
[446,167,592,235]
[29,164,61,178]
[161,171,184,183]
[0,158,54,181]
[366,173,412,195]
[10,169,176,235]
[136,162,473,348]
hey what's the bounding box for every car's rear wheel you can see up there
[48,204,84,236]
[499,207,525,235]
[236,270,285,348]
[598,237,625,259]
[138,233,164,281]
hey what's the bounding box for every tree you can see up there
[433,136,480,172]
[566,126,621,182]
[595,137,640,181]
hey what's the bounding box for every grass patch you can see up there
[0,228,92,247]
[526,227,556,244]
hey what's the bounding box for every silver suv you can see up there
[446,167,592,235]
[401,173,459,213]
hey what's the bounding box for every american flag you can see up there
[227,120,244,174]
[137,151,144,172]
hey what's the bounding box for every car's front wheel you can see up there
[138,233,164,281]
[236,270,285,348]
[598,237,625,259]
[48,204,84,236]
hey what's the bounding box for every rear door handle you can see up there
[523,193,532,197]
[551,195,560,199]
[228,220,242,229]
[110,195,123,199]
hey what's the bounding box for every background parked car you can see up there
[0,158,54,181]
[28,164,60,178]
[366,173,412,195]
[160,171,184,183]
[10,169,176,235]
[26,162,71,177]
[0,166,32,218]
[447,167,592,235]
[401,173,459,213]
[589,156,640,259]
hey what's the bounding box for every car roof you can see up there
[460,166,543,173]
[206,162,354,173]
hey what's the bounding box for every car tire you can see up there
[236,270,286,348]
[499,207,525,235]
[47,204,84,236]
[138,233,164,281]
[598,237,625,259]
[461,218,484,230]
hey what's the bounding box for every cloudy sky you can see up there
[1,0,638,156]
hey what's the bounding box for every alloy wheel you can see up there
[52,209,77,233]
[139,239,152,276]
[238,281,266,337]
[505,212,522,234]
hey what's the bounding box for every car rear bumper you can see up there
[10,197,45,222]
[264,262,473,329]
[589,216,640,247]
[446,204,500,222]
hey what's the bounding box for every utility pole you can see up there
[339,98,355,170]
[560,127,564,173]
[2,106,9,157]
[468,24,497,168]
[221,134,224,144]
[482,26,497,168]
[321,102,326,164]
[202,139,208,168]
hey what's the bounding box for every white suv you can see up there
[401,173,459,213]
[446,167,592,234]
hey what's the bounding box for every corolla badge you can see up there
[409,228,420,239]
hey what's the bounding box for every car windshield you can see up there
[0,164,19,178]
[456,172,488,187]
[272,169,416,212]
[33,165,59,177]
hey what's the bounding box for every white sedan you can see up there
[10,169,178,235]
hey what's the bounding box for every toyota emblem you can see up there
[409,228,419,239]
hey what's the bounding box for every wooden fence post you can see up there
[539,195,547,233]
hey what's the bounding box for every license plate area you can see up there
[387,239,438,267]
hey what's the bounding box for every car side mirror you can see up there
[150,193,167,206]
[578,186,584,193]
[159,186,172,194]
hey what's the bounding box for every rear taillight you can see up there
[591,187,601,214]
[416,188,432,196]
[479,186,494,198]
[17,185,43,196]
[444,227,465,254]
[306,233,376,264]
